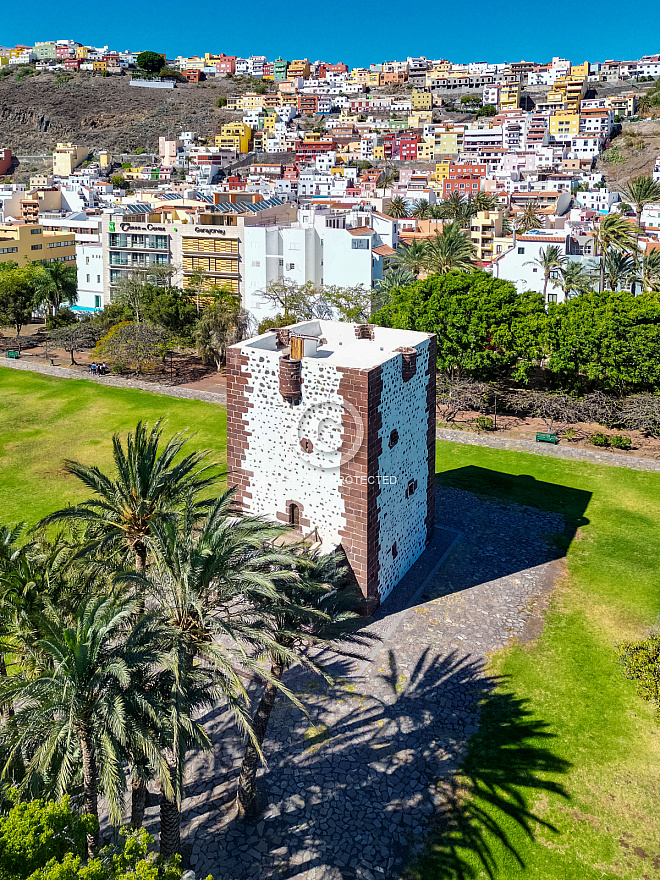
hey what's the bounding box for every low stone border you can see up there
[0,357,226,405]
[436,427,660,473]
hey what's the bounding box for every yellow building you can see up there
[350,68,369,84]
[366,71,381,87]
[242,93,265,112]
[216,122,252,153]
[550,75,585,113]
[499,83,520,110]
[469,210,504,264]
[76,46,88,58]
[408,111,433,127]
[99,151,111,168]
[570,61,589,79]
[434,159,452,181]
[0,56,8,67]
[549,111,579,139]
[52,143,89,177]
[411,89,432,111]
[262,112,278,131]
[0,223,76,266]
[226,95,242,111]
[287,58,310,78]
[434,130,460,155]
[417,139,435,161]
[93,61,107,72]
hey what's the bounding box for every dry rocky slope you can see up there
[0,72,235,156]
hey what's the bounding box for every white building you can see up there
[226,319,436,605]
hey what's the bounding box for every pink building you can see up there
[158,137,183,168]
[0,149,11,176]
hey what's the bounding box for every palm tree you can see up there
[40,421,216,576]
[637,249,660,290]
[40,421,217,828]
[636,95,652,117]
[622,175,660,229]
[386,197,408,219]
[393,239,428,276]
[602,250,635,291]
[516,200,544,233]
[376,268,415,296]
[554,261,595,299]
[411,199,431,219]
[472,191,499,212]
[435,191,465,220]
[235,550,371,818]
[144,490,297,855]
[524,246,567,301]
[592,213,641,291]
[38,261,78,317]
[422,222,476,275]
[0,593,169,858]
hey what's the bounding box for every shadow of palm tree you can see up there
[187,646,571,880]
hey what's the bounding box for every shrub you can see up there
[590,432,610,447]
[46,308,77,331]
[475,416,494,431]
[610,434,632,450]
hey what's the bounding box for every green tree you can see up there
[141,286,199,337]
[516,200,544,233]
[386,197,408,218]
[411,199,431,219]
[637,249,660,291]
[136,52,165,74]
[111,175,127,189]
[373,271,546,381]
[623,174,660,228]
[0,263,45,349]
[0,797,93,880]
[195,293,247,370]
[94,322,169,375]
[393,239,428,276]
[554,261,595,299]
[422,223,476,274]
[592,213,641,291]
[619,629,660,720]
[0,594,169,857]
[545,289,660,391]
[37,261,78,317]
[376,267,415,296]
[602,249,635,291]
[143,491,295,854]
[524,245,567,301]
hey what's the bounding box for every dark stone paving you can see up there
[141,485,567,879]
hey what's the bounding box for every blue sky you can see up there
[3,0,659,69]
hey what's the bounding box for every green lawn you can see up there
[1,368,659,877]
[0,367,227,526]
[411,443,660,879]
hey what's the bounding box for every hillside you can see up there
[0,71,236,159]
[595,118,660,188]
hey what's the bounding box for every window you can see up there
[30,228,41,235]
[0,247,18,254]
[94,295,101,308]
[287,263,295,270]
[547,293,558,304]
[251,260,260,267]
[352,239,368,250]
[31,244,42,250]
[389,429,399,449]
[278,258,283,266]
[97,275,100,284]
[518,247,525,254]
[532,267,537,273]
[86,274,90,283]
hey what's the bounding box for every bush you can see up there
[46,309,77,331]
[610,434,632,450]
[590,432,610,447]
[0,796,93,880]
[475,416,494,431]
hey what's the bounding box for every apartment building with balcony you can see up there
[469,209,504,264]
[101,198,295,306]
[0,223,76,266]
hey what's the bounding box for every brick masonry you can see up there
[225,347,254,510]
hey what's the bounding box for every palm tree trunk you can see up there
[159,761,180,859]
[79,726,100,857]
[0,655,14,720]
[236,662,283,819]
[543,275,548,303]
[131,774,147,829]
[600,257,605,293]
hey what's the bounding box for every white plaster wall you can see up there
[376,339,431,602]
[240,348,345,549]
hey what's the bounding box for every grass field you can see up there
[0,367,227,525]
[1,367,659,878]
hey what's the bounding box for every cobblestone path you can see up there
[138,484,569,880]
